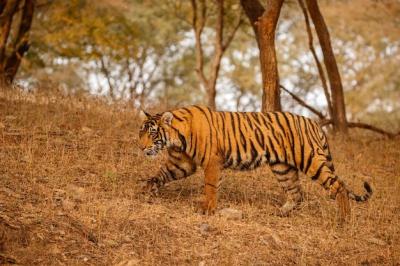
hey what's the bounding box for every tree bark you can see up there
[0,0,35,86]
[305,0,347,133]
[241,0,283,112]
[257,0,283,112]
[239,0,264,47]
[298,0,333,119]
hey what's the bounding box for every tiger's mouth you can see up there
[143,146,161,157]
[144,149,157,157]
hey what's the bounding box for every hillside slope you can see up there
[0,90,399,265]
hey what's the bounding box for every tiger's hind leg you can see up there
[270,163,303,216]
[305,155,351,223]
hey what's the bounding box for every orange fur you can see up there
[139,106,372,219]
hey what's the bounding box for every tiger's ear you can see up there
[139,109,152,120]
[161,112,173,126]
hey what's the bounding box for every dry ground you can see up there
[0,89,399,265]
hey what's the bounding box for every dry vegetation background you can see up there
[1,89,399,265]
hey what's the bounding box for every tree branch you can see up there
[0,0,19,63]
[320,120,399,138]
[222,10,242,51]
[191,0,208,90]
[298,0,333,119]
[240,0,265,46]
[280,85,325,119]
[3,0,35,84]
[99,56,115,100]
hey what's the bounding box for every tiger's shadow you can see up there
[153,180,286,209]
[148,177,324,216]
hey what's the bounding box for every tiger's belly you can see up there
[223,151,269,171]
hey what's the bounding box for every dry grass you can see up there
[0,89,399,265]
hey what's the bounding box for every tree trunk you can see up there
[257,0,283,112]
[241,0,283,112]
[191,0,240,110]
[305,0,347,133]
[0,0,35,86]
[298,0,333,120]
[239,0,264,47]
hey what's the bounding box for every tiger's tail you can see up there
[347,181,373,202]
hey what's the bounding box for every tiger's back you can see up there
[182,106,328,174]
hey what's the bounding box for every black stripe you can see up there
[310,163,324,181]
[193,106,213,164]
[201,141,207,165]
[266,136,278,164]
[245,114,254,130]
[282,113,296,165]
[178,133,187,152]
[238,120,247,148]
[254,127,265,148]
[322,175,337,188]
[171,162,187,177]
[205,183,217,189]
[292,114,305,170]
[272,166,293,175]
[181,107,193,116]
[304,150,314,174]
[172,113,185,122]
[191,135,197,160]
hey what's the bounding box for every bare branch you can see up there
[298,0,333,119]
[191,0,208,89]
[0,0,19,62]
[99,56,115,100]
[222,10,243,51]
[280,85,325,119]
[320,120,399,138]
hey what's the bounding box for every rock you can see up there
[115,259,140,266]
[62,199,76,211]
[199,260,206,266]
[218,208,243,220]
[0,122,5,129]
[199,223,211,235]
[81,126,93,133]
[367,237,386,246]
[53,189,66,206]
[66,184,85,202]
[103,239,119,248]
[259,233,282,250]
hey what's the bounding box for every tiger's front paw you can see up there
[140,177,161,197]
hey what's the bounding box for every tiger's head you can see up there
[138,110,182,157]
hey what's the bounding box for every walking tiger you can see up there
[138,105,372,221]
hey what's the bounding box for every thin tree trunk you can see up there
[305,0,347,133]
[191,0,241,110]
[1,0,35,86]
[298,0,333,119]
[239,0,264,48]
[241,0,283,112]
[258,0,283,112]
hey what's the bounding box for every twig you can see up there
[67,216,98,244]
[280,85,325,119]
[320,120,399,138]
[298,0,333,119]
[0,253,17,264]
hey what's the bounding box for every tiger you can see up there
[138,105,372,221]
